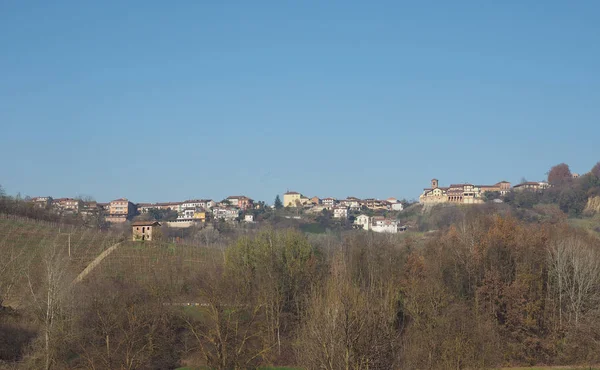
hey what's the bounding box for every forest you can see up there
[0,208,599,369]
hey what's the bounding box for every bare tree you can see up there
[296,254,399,370]
[26,241,71,369]
[182,267,272,369]
[548,236,600,326]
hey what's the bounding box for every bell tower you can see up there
[431,179,439,189]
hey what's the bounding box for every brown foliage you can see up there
[70,278,181,370]
[548,163,572,185]
[4,212,600,369]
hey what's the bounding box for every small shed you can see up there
[132,221,161,241]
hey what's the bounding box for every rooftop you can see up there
[132,221,161,227]
[227,195,251,200]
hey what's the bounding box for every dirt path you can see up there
[72,242,122,283]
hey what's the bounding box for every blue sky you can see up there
[1,1,599,203]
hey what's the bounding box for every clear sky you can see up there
[1,1,599,203]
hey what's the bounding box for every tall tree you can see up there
[548,163,572,185]
[274,195,283,210]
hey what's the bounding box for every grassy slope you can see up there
[88,239,223,299]
[568,214,600,236]
[0,217,123,305]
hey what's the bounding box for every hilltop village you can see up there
[20,173,567,236]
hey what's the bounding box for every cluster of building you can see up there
[419,178,556,205]
[29,176,560,235]
[283,191,405,219]
[29,195,257,226]
[282,191,408,233]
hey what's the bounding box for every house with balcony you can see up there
[340,197,361,211]
[53,198,81,213]
[354,214,371,230]
[212,207,240,222]
[322,197,337,209]
[333,206,348,219]
[181,199,217,210]
[31,196,53,208]
[106,198,135,223]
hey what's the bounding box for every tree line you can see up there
[505,162,600,217]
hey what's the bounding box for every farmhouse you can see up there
[132,221,161,241]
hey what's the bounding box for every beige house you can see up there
[283,191,302,207]
[53,198,81,213]
[132,221,161,241]
[107,198,135,223]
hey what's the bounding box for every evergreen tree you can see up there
[274,195,283,209]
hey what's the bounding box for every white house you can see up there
[391,203,404,211]
[371,217,400,233]
[322,198,336,209]
[340,197,361,210]
[213,207,239,222]
[244,214,254,223]
[178,208,196,220]
[333,206,348,219]
[354,214,371,230]
[201,199,216,209]
[182,200,199,209]
[182,199,215,210]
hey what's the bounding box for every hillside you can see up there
[0,215,123,307]
[88,239,222,299]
